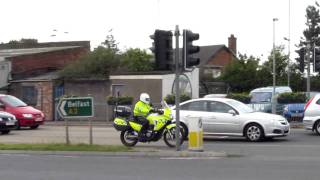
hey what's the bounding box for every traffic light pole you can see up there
[307,43,311,99]
[174,25,181,151]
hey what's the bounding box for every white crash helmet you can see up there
[140,93,150,104]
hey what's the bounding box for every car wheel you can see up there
[245,123,264,142]
[30,125,39,129]
[315,121,320,135]
[16,121,21,130]
[1,130,10,135]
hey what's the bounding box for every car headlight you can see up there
[22,114,33,118]
[283,105,288,112]
[272,119,281,125]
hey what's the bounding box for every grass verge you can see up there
[0,143,131,152]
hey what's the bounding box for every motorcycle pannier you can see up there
[113,118,129,131]
[114,106,132,117]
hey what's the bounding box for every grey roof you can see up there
[197,45,232,67]
[10,71,60,82]
[0,46,81,60]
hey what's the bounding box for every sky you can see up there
[0,0,317,62]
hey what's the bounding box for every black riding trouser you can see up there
[134,116,149,134]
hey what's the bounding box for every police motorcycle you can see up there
[113,100,184,148]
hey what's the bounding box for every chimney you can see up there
[228,34,237,55]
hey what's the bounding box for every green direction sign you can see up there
[58,97,94,118]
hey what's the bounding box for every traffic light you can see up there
[150,30,173,71]
[295,48,305,73]
[314,47,320,72]
[183,30,200,70]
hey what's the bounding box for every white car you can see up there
[173,98,290,142]
[303,94,320,135]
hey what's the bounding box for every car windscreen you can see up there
[250,92,272,103]
[1,95,27,107]
[227,100,253,113]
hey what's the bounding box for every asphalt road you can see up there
[0,126,320,180]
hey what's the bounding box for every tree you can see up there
[59,30,122,78]
[59,30,155,78]
[296,2,320,73]
[260,45,288,85]
[59,46,121,78]
[221,54,261,93]
[121,48,153,72]
[102,29,119,54]
[8,38,38,45]
[259,46,304,92]
[221,47,305,93]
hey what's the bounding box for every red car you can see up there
[0,94,45,129]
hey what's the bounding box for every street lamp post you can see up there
[272,18,278,114]
[284,37,290,87]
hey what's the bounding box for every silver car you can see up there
[303,94,320,135]
[173,98,290,142]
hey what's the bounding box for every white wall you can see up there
[0,61,11,90]
[162,68,199,99]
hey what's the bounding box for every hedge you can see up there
[277,92,307,104]
[226,93,251,104]
[107,96,133,105]
[164,94,191,105]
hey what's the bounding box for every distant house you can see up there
[0,41,90,120]
[197,34,237,96]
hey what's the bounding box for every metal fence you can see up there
[247,103,305,122]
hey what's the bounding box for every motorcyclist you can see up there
[133,93,154,141]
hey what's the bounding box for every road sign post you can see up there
[57,97,94,145]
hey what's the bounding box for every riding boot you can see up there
[138,127,148,142]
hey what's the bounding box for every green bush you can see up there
[107,96,133,105]
[164,94,191,105]
[226,93,251,104]
[277,92,306,104]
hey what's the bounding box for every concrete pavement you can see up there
[0,123,227,158]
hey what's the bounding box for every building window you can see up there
[204,69,221,78]
[22,86,38,106]
[111,84,125,97]
[212,69,222,78]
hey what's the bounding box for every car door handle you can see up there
[207,116,216,119]
[185,115,205,119]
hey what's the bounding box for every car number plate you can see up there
[35,118,43,122]
[291,113,303,117]
[6,122,15,126]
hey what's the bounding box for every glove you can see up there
[158,109,164,115]
[149,108,156,113]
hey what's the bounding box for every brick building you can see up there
[197,34,237,95]
[0,41,90,120]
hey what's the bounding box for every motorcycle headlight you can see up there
[22,114,33,118]
[0,117,3,121]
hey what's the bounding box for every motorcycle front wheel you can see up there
[120,130,138,147]
[163,127,184,148]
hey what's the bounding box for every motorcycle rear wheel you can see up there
[120,130,138,147]
[163,127,184,148]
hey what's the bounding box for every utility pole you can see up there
[307,43,311,99]
[174,25,181,151]
[272,18,278,114]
